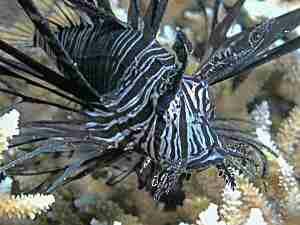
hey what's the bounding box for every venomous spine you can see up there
[0,0,299,201]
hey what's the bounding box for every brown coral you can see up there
[276,106,300,154]
[219,177,277,225]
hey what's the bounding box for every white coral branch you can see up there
[196,203,226,225]
[0,109,20,139]
[244,208,268,225]
[0,109,20,161]
[251,101,278,154]
[0,193,55,220]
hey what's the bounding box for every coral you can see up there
[195,204,269,225]
[196,203,226,225]
[194,176,277,225]
[276,155,300,216]
[0,131,8,160]
[273,55,300,105]
[36,191,83,225]
[244,208,268,225]
[0,109,55,221]
[219,184,244,225]
[276,105,300,177]
[0,109,20,160]
[220,176,275,225]
[0,193,55,220]
[176,196,210,223]
[1,1,300,225]
[238,179,275,225]
[276,106,300,154]
[251,101,278,154]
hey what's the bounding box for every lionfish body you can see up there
[51,16,223,197]
[0,0,300,201]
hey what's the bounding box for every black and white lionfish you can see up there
[0,0,300,202]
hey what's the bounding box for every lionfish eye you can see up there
[248,20,273,48]
[250,31,263,43]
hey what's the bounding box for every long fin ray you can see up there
[128,0,141,30]
[143,0,169,39]
[194,8,300,84]
[17,0,105,100]
[0,55,86,106]
[210,0,246,50]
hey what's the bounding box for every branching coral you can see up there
[0,109,55,220]
[196,203,226,225]
[276,106,300,154]
[244,208,268,225]
[251,101,278,154]
[219,185,244,225]
[250,100,300,222]
[189,176,276,225]
[220,176,276,225]
[277,155,300,215]
[190,100,300,225]
[0,109,19,160]
[0,193,55,220]
[1,1,300,225]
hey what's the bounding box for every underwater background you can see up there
[0,0,300,224]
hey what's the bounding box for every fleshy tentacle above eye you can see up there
[156,29,192,115]
[209,0,246,52]
[194,0,245,63]
[143,0,169,40]
[128,0,142,30]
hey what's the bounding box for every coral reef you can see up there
[0,193,55,220]
[0,1,300,225]
[0,109,55,222]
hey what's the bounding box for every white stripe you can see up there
[112,30,133,58]
[111,30,129,56]
[113,33,143,75]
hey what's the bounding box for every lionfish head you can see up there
[152,77,231,199]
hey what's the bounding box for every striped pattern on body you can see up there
[36,23,224,169]
[157,78,222,164]
[36,26,179,150]
[0,0,295,200]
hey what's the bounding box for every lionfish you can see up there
[0,0,299,202]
